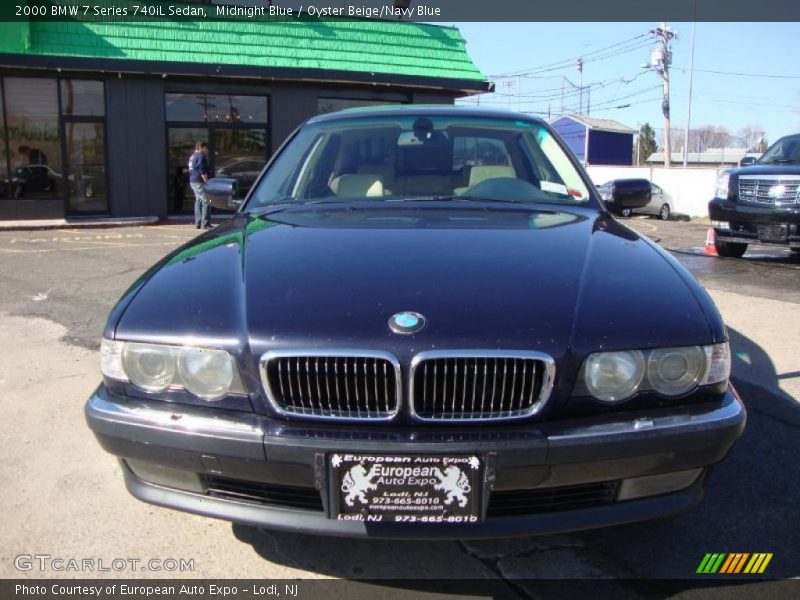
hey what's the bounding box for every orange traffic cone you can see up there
[704,227,718,256]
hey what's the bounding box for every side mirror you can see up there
[739,156,757,167]
[206,178,242,211]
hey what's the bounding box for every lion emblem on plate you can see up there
[341,464,378,506]
[433,465,472,508]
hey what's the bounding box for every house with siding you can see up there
[0,10,490,220]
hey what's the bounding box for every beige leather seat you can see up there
[330,174,384,198]
[454,165,517,195]
[357,164,395,189]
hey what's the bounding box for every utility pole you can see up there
[649,23,677,167]
[636,122,641,165]
[683,5,697,168]
[577,58,584,115]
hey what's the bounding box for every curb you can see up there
[0,216,160,232]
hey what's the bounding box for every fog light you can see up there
[711,220,730,230]
[125,459,205,493]
[617,468,702,500]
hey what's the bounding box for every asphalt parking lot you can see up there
[0,217,797,595]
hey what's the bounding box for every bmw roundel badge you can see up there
[388,311,426,334]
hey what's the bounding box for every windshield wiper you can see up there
[762,159,800,165]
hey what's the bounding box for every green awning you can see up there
[0,4,486,85]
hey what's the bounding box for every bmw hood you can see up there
[113,206,723,365]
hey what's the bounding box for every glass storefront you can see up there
[65,122,107,213]
[0,76,108,218]
[60,80,104,117]
[165,93,269,214]
[0,87,9,201]
[167,127,207,214]
[4,77,63,202]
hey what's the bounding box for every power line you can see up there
[590,95,663,113]
[517,40,657,76]
[489,34,652,78]
[673,67,800,80]
[495,71,650,101]
[462,84,661,111]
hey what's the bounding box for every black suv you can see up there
[709,134,800,257]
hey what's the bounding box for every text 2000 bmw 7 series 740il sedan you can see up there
[86,106,745,539]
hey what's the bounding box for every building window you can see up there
[0,77,107,217]
[165,93,267,123]
[64,121,107,214]
[60,80,105,117]
[165,93,269,214]
[0,84,8,201]
[4,77,62,202]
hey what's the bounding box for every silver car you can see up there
[635,183,672,220]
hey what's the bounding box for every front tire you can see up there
[715,239,747,258]
[658,203,671,220]
[619,208,633,218]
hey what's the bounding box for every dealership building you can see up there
[0,15,489,221]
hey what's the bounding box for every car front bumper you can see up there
[86,384,745,539]
[709,198,800,248]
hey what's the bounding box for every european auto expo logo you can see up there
[388,311,426,334]
[696,553,773,574]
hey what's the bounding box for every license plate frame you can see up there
[328,453,483,524]
[758,223,789,243]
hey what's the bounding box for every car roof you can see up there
[307,104,547,127]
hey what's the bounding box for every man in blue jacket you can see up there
[188,141,211,229]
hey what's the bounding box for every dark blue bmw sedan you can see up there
[86,105,745,539]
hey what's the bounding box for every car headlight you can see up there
[101,339,244,401]
[178,347,235,400]
[584,350,645,402]
[580,343,730,402]
[122,343,176,392]
[715,171,731,199]
[647,346,705,395]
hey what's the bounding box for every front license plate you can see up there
[329,453,483,524]
[758,223,788,243]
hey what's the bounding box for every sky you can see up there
[451,22,799,148]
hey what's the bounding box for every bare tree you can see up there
[690,125,732,153]
[736,124,766,151]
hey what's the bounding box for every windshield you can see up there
[246,114,594,209]
[759,134,800,165]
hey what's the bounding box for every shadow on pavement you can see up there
[232,327,798,593]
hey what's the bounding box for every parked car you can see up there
[595,178,653,218]
[709,133,800,257]
[11,164,104,200]
[12,165,59,197]
[637,183,673,220]
[86,106,744,539]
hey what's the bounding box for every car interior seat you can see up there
[330,174,385,198]
[454,165,517,195]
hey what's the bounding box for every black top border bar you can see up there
[2,0,800,23]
